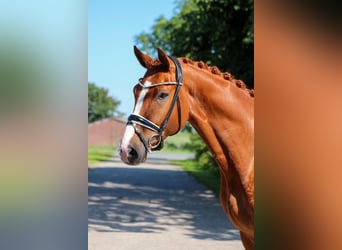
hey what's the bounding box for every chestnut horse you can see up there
[119,46,254,249]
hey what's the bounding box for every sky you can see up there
[88,1,176,116]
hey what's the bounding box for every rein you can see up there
[126,56,183,152]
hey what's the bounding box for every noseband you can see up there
[127,56,183,152]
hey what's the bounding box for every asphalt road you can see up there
[88,152,243,250]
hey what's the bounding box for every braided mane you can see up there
[181,58,254,97]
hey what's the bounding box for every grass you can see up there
[88,145,116,165]
[170,159,221,196]
[163,132,192,152]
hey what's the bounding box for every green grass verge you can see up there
[88,145,116,165]
[170,159,221,196]
[163,132,192,153]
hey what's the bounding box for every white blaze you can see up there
[120,125,135,156]
[133,81,151,114]
[120,81,151,153]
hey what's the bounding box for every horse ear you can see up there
[157,48,170,69]
[134,45,153,68]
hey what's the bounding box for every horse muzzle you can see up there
[119,142,147,165]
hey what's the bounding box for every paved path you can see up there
[88,152,243,250]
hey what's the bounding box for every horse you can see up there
[119,46,254,249]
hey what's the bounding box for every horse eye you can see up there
[157,92,169,100]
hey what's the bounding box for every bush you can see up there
[183,130,218,170]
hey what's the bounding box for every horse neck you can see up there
[183,63,254,176]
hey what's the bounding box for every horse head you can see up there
[119,46,189,165]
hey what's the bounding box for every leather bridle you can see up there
[126,56,183,152]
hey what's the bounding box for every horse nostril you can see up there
[128,146,139,162]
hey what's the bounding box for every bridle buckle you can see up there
[148,134,163,150]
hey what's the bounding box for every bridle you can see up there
[127,56,183,152]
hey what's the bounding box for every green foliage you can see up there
[88,82,122,123]
[135,0,253,171]
[183,131,218,170]
[163,131,192,152]
[135,0,254,87]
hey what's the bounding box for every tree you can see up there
[134,0,253,169]
[135,0,253,87]
[88,82,122,123]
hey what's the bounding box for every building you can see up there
[88,117,126,146]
